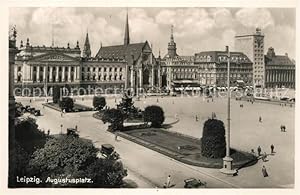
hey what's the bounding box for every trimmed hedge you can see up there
[201,119,226,158]
[59,97,74,112]
[144,105,165,128]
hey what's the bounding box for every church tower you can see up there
[83,31,91,58]
[167,25,178,58]
[124,10,130,45]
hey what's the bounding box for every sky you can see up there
[9,7,296,59]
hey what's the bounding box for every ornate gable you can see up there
[29,52,80,62]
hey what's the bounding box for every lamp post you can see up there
[220,46,237,175]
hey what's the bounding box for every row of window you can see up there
[81,74,123,81]
[82,67,123,72]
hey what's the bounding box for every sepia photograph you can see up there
[4,0,298,193]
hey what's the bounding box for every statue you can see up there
[9,25,17,41]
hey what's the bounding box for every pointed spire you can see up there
[170,25,174,43]
[124,9,130,45]
[83,31,91,58]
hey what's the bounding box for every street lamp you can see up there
[220,46,237,175]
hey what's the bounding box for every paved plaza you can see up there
[16,93,295,188]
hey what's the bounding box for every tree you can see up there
[201,119,226,158]
[28,135,127,187]
[52,85,61,104]
[144,105,165,128]
[15,117,47,154]
[101,108,124,131]
[59,97,74,112]
[93,96,106,110]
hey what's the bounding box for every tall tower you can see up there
[83,31,91,58]
[167,25,178,58]
[124,10,130,45]
[235,28,265,88]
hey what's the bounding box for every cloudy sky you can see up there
[9,7,295,59]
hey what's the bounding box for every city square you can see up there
[8,6,296,190]
[15,92,295,188]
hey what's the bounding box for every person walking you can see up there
[166,175,171,188]
[271,144,274,154]
[259,116,262,123]
[257,146,262,156]
[262,165,269,177]
[195,115,198,121]
[115,131,118,141]
[47,129,50,136]
[262,152,268,162]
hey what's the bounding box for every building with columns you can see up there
[235,28,265,88]
[264,47,295,88]
[13,10,159,95]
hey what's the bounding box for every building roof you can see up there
[265,55,295,66]
[194,51,252,63]
[95,42,149,64]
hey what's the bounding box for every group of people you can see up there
[280,125,287,132]
[254,144,276,177]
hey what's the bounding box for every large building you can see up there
[235,28,265,88]
[194,50,253,87]
[160,26,199,90]
[13,11,160,95]
[264,47,295,88]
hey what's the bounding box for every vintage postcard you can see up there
[2,0,299,194]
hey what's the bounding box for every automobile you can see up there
[184,178,207,188]
[289,98,295,102]
[67,128,79,137]
[100,144,120,160]
[25,105,31,112]
[34,110,41,116]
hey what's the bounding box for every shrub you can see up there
[144,105,165,128]
[59,97,74,112]
[201,119,226,158]
[93,96,106,110]
[101,108,124,132]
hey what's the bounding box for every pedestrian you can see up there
[195,115,198,121]
[46,99,48,103]
[262,165,269,177]
[257,146,262,156]
[259,116,262,123]
[115,131,118,141]
[29,99,32,103]
[262,152,268,162]
[75,125,78,131]
[271,144,274,154]
[157,98,159,103]
[47,129,50,135]
[251,149,255,155]
[166,175,171,188]
[283,125,286,132]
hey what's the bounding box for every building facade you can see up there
[160,26,199,90]
[13,11,159,95]
[194,50,253,87]
[235,28,265,88]
[264,47,295,88]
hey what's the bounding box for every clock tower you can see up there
[235,28,265,88]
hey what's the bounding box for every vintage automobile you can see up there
[184,178,207,188]
[100,144,120,160]
[34,109,41,116]
[66,128,79,137]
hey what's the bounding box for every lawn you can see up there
[44,102,93,112]
[120,128,257,169]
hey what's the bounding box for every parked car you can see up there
[184,178,207,188]
[67,128,79,137]
[100,144,120,160]
[34,110,41,116]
